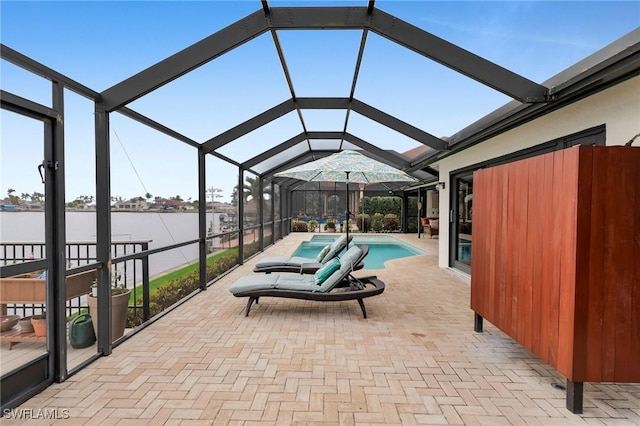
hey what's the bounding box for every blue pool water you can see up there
[458,241,472,260]
[292,235,424,269]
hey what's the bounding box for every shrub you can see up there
[126,243,258,327]
[371,213,384,232]
[127,273,199,326]
[243,240,260,259]
[206,249,240,281]
[355,214,371,232]
[359,196,402,216]
[384,213,399,231]
[308,220,318,232]
[292,220,308,232]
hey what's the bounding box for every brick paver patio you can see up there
[7,233,639,425]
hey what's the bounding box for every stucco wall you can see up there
[436,76,640,269]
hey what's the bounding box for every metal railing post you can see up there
[141,242,150,321]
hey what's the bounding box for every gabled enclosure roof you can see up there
[5,1,636,193]
[98,0,550,188]
[89,2,640,189]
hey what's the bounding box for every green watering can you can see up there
[69,314,96,349]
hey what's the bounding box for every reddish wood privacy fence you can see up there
[470,145,639,410]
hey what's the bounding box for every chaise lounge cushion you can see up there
[229,274,320,295]
[254,256,321,269]
[338,244,365,274]
[313,258,341,285]
[253,235,351,273]
[317,246,363,292]
[315,245,331,262]
[232,245,364,295]
[319,235,348,263]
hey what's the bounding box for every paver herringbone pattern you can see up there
[7,234,639,425]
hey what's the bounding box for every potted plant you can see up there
[31,312,46,337]
[87,268,131,342]
[325,219,336,232]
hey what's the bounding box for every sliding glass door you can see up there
[447,125,605,275]
[450,172,473,273]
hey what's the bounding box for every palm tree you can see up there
[231,177,267,204]
[239,176,270,203]
[232,176,272,222]
[6,188,19,204]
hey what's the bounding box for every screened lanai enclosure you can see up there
[2,0,639,412]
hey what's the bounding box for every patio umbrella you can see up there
[275,150,418,241]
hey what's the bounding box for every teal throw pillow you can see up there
[314,258,341,285]
[315,245,331,263]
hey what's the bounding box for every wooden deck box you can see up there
[470,145,640,413]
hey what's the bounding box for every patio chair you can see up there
[230,245,385,318]
[424,218,439,238]
[253,234,355,274]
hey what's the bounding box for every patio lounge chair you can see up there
[253,234,355,274]
[230,245,385,318]
[423,218,439,238]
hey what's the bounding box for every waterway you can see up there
[0,211,225,278]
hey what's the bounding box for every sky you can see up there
[1,0,638,204]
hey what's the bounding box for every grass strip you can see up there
[129,249,231,303]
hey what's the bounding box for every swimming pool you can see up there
[292,235,424,269]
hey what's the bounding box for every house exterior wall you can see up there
[436,76,640,269]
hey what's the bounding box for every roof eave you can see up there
[409,28,640,171]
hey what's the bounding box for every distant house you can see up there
[112,200,149,211]
[79,202,96,210]
[152,198,186,211]
[25,202,43,210]
[211,201,233,213]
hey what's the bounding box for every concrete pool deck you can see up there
[9,232,639,424]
